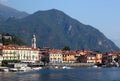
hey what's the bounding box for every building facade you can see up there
[95,53,102,63]
[0,55,3,65]
[62,51,76,63]
[0,44,39,63]
[49,49,63,64]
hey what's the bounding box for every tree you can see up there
[2,60,21,66]
[76,55,86,63]
[1,33,25,45]
[62,46,70,51]
[41,53,49,66]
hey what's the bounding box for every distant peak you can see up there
[0,3,29,18]
[34,9,64,15]
[48,9,61,11]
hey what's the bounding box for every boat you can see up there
[92,65,98,68]
[62,66,71,69]
[55,66,59,69]
[3,68,9,72]
[18,67,32,72]
[9,66,32,72]
[32,67,42,70]
[9,68,18,72]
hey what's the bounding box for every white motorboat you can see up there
[32,67,42,70]
[62,66,71,69]
[55,66,58,69]
[19,67,32,72]
[92,65,98,68]
[9,68,18,72]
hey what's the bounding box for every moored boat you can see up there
[62,66,71,69]
[9,68,18,72]
[32,67,42,70]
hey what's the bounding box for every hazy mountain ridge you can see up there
[0,5,119,52]
[0,4,29,19]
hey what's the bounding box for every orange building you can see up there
[86,52,102,64]
[95,53,102,63]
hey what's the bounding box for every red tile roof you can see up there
[49,49,62,53]
[0,44,39,50]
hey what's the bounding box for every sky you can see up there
[0,0,120,47]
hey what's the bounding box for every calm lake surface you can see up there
[0,68,120,81]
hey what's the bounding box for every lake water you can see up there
[0,68,120,81]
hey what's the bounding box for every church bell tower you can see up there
[32,34,36,48]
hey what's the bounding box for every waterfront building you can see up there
[17,46,39,63]
[105,52,120,63]
[0,34,40,63]
[76,50,86,56]
[95,52,102,63]
[86,53,96,63]
[102,53,109,63]
[102,52,120,67]
[0,55,3,66]
[0,44,19,60]
[75,55,86,63]
[49,49,63,64]
[0,44,39,63]
[86,52,102,64]
[62,51,76,63]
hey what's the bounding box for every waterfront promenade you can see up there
[0,63,94,72]
[48,63,94,68]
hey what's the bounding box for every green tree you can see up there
[12,35,25,45]
[1,33,25,45]
[62,46,70,51]
[41,53,49,66]
[2,60,21,66]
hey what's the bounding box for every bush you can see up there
[2,60,21,66]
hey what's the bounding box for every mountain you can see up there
[0,15,5,23]
[0,3,29,19]
[0,9,119,52]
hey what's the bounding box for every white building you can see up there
[0,55,3,66]
[0,44,39,63]
[49,49,63,64]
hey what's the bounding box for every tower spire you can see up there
[32,34,36,48]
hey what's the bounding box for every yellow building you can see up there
[63,51,76,63]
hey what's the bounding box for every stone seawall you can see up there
[48,63,94,68]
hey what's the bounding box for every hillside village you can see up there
[0,34,120,71]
